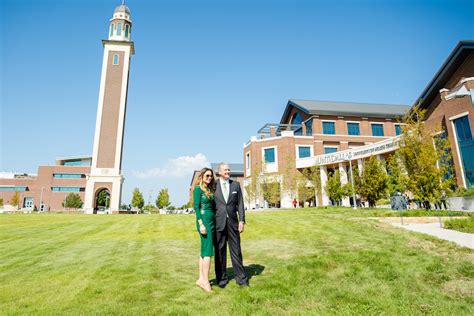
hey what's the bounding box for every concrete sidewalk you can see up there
[393,222,474,249]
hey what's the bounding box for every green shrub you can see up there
[444,214,474,233]
[383,209,467,217]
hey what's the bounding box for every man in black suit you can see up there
[214,162,248,287]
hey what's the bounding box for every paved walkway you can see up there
[392,222,474,249]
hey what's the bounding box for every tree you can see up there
[297,182,315,207]
[156,188,171,209]
[62,193,83,209]
[397,104,455,208]
[358,156,389,207]
[325,170,345,205]
[247,161,262,208]
[96,190,109,208]
[386,153,408,195]
[281,156,298,200]
[302,166,321,206]
[131,188,145,211]
[0,198,3,207]
[10,192,20,208]
[262,181,280,207]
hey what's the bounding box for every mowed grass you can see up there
[1,209,473,315]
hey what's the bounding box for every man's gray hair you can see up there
[218,162,230,171]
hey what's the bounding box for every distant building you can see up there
[243,40,474,208]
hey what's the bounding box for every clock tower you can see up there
[85,2,134,214]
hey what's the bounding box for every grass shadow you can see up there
[210,264,265,285]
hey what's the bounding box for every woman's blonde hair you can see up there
[194,167,215,198]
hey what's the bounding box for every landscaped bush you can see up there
[444,214,474,233]
[382,209,467,217]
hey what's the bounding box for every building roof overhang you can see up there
[280,99,410,124]
[416,40,474,110]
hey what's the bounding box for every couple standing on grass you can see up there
[193,163,248,292]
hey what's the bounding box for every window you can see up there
[64,160,83,166]
[298,146,311,158]
[51,187,83,192]
[53,173,84,179]
[264,148,276,163]
[246,153,250,169]
[110,24,114,37]
[117,23,122,36]
[23,197,34,209]
[454,115,474,187]
[0,186,27,192]
[395,124,402,136]
[324,147,337,154]
[305,120,313,136]
[125,24,129,37]
[371,123,384,136]
[113,54,119,65]
[347,123,360,135]
[294,127,303,136]
[291,112,302,125]
[323,121,335,135]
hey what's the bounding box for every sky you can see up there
[1,0,473,206]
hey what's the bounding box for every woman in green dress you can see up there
[193,167,216,292]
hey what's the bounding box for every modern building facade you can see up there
[0,3,134,213]
[243,40,474,209]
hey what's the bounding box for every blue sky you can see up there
[1,0,473,206]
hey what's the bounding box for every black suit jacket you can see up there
[214,179,245,232]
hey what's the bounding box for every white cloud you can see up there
[132,153,210,179]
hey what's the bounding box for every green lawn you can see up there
[1,208,473,315]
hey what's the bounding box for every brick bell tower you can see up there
[85,2,134,214]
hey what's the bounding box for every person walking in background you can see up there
[214,163,249,288]
[193,168,216,292]
[292,198,297,208]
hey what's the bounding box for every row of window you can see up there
[321,121,402,137]
[51,187,85,192]
[0,186,28,192]
[0,186,84,192]
[110,23,130,38]
[53,173,85,179]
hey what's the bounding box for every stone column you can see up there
[357,159,364,175]
[339,162,350,206]
[320,165,329,206]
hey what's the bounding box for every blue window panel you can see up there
[291,112,302,125]
[294,127,303,136]
[395,125,402,136]
[305,120,313,136]
[347,123,360,135]
[324,147,337,154]
[323,122,335,135]
[372,124,384,136]
[454,115,472,142]
[117,23,122,36]
[53,173,83,179]
[298,147,311,158]
[64,160,83,166]
[113,54,119,65]
[125,24,129,37]
[264,148,276,163]
[110,24,114,37]
[0,186,28,192]
[51,187,82,192]
[454,115,474,187]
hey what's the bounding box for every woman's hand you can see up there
[199,224,207,235]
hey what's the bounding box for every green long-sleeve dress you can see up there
[193,186,215,257]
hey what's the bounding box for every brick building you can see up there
[243,40,474,209]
